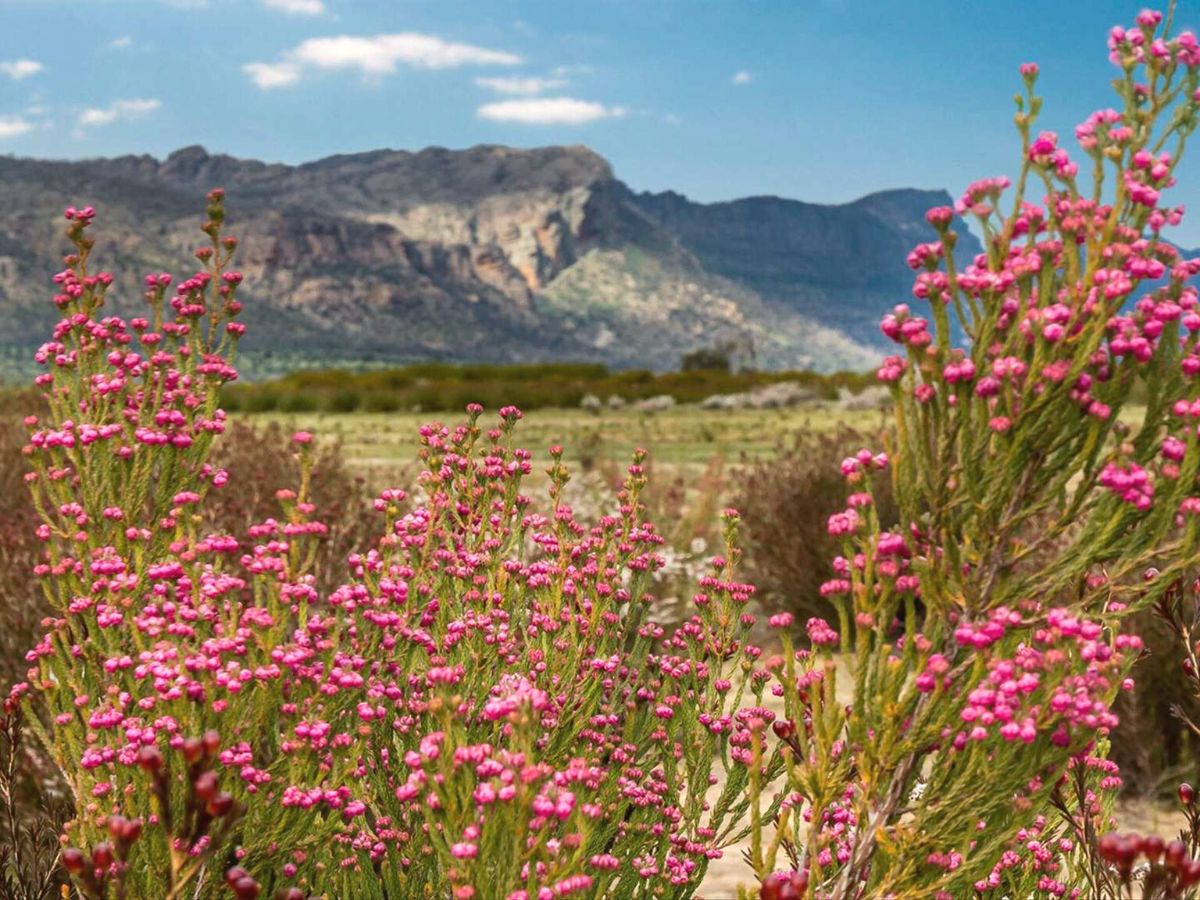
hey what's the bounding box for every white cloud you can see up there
[245,32,520,88]
[731,70,752,85]
[110,36,133,49]
[263,0,325,14]
[243,61,302,89]
[78,98,161,128]
[0,116,33,139]
[0,60,43,80]
[474,75,567,95]
[477,96,626,125]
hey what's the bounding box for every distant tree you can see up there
[680,345,732,373]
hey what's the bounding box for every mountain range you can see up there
[0,144,980,377]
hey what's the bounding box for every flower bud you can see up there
[207,791,236,818]
[1180,782,1195,807]
[193,770,219,804]
[136,745,164,774]
[107,815,143,844]
[232,877,261,899]
[181,737,204,763]
[759,870,807,900]
[91,842,113,870]
[61,847,86,874]
[1182,858,1200,887]
[1141,834,1164,862]
[202,729,221,757]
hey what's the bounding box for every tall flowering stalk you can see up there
[751,7,1200,899]
[8,200,770,896]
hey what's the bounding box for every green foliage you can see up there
[746,12,1200,897]
[216,362,874,415]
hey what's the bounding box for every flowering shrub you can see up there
[7,194,770,897]
[10,8,1200,900]
[748,7,1200,898]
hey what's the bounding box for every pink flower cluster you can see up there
[11,198,770,898]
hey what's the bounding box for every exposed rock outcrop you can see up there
[0,143,976,377]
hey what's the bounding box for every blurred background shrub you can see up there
[216,362,876,414]
[735,423,897,623]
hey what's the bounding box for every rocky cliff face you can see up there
[0,144,972,377]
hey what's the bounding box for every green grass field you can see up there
[245,403,885,487]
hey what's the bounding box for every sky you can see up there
[2,0,1199,244]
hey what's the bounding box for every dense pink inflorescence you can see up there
[749,9,1200,899]
[10,195,771,898]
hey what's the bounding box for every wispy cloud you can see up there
[474,75,567,96]
[477,97,625,125]
[244,62,302,89]
[0,115,34,139]
[244,33,520,89]
[110,36,133,50]
[263,0,325,15]
[551,64,594,77]
[78,98,161,129]
[731,70,752,85]
[0,59,43,81]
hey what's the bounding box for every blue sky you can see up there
[2,0,1199,244]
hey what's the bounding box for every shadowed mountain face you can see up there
[630,188,977,344]
[0,144,979,376]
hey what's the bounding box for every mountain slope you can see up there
[0,144,969,377]
[630,188,981,345]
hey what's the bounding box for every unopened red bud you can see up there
[137,745,164,773]
[1182,859,1200,888]
[1097,832,1121,863]
[1165,839,1188,869]
[759,873,785,900]
[107,815,142,843]
[759,871,806,900]
[91,842,113,870]
[275,890,305,900]
[193,770,219,804]
[1098,832,1140,870]
[181,737,204,763]
[233,877,261,899]
[202,730,221,756]
[1141,834,1164,862]
[1180,782,1196,807]
[772,719,796,740]
[207,791,236,817]
[62,847,86,873]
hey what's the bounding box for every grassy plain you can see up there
[244,403,885,489]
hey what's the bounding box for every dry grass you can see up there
[241,403,860,489]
